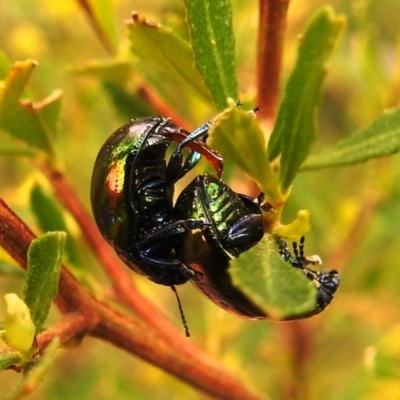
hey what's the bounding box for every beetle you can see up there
[91,117,223,286]
[278,237,340,314]
[174,173,340,319]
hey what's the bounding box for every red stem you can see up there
[257,0,290,122]
[0,197,265,400]
[40,164,189,337]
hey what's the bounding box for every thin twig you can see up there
[0,197,266,400]
[40,164,190,338]
[36,314,88,350]
[257,0,290,121]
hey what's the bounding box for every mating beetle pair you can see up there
[91,116,339,324]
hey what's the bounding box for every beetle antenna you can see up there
[171,285,190,337]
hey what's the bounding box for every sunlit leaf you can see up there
[267,8,344,191]
[0,60,62,156]
[303,107,400,170]
[230,235,317,319]
[127,13,211,103]
[209,106,281,201]
[183,0,238,110]
[23,232,65,332]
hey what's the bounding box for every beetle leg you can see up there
[176,120,212,152]
[166,148,202,184]
[166,120,212,183]
[226,214,264,250]
[136,219,210,247]
[178,264,203,281]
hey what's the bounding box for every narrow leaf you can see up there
[0,61,61,155]
[23,232,65,332]
[230,235,317,319]
[183,0,238,110]
[208,106,281,201]
[0,351,22,371]
[127,14,211,102]
[303,107,400,170]
[267,8,344,191]
[30,184,79,265]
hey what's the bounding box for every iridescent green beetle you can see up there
[91,117,223,286]
[174,173,340,319]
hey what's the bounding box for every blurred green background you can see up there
[1,0,400,399]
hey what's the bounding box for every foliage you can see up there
[1,1,400,399]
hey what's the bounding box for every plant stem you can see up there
[0,196,266,399]
[36,314,88,350]
[40,163,190,338]
[257,0,290,122]
[94,305,266,400]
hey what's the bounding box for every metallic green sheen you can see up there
[174,173,265,319]
[90,117,171,251]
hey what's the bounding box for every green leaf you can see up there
[0,60,61,156]
[127,14,211,104]
[208,106,281,201]
[303,107,400,170]
[267,8,344,192]
[30,184,80,265]
[0,351,22,371]
[230,235,317,320]
[23,232,65,332]
[183,0,238,110]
